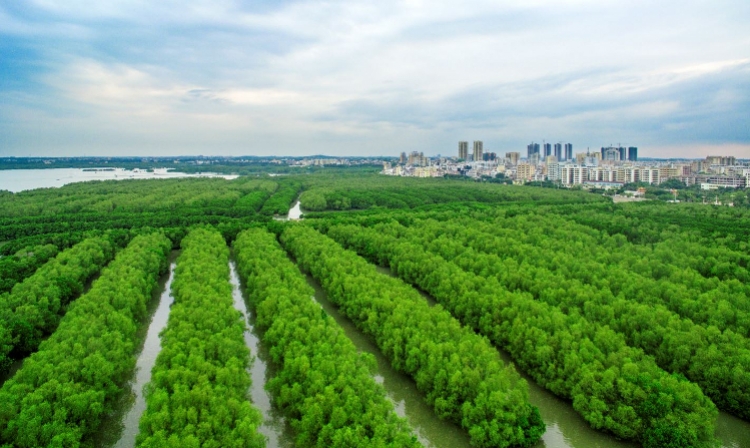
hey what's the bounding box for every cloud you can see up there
[0,0,749,158]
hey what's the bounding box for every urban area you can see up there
[382,140,749,192]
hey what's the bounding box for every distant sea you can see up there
[0,168,237,193]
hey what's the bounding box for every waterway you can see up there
[287,200,303,220]
[96,256,177,447]
[0,168,237,193]
[302,269,472,448]
[229,260,295,447]
[373,264,750,448]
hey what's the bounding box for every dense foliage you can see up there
[299,176,605,212]
[0,244,58,294]
[0,237,115,374]
[137,228,265,448]
[325,223,719,447]
[234,228,419,447]
[280,225,545,448]
[0,233,170,447]
[382,216,750,420]
[259,179,302,216]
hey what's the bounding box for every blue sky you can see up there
[1,1,748,158]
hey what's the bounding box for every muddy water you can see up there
[228,260,295,448]
[374,264,636,448]
[374,263,750,448]
[302,271,472,448]
[96,256,177,448]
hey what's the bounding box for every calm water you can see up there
[229,260,295,447]
[374,265,750,448]
[95,257,177,447]
[303,271,472,448]
[287,200,303,220]
[0,168,237,193]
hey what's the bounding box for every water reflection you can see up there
[229,260,295,448]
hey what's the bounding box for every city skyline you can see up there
[1,1,749,158]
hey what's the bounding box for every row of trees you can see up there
[234,228,419,447]
[280,225,545,448]
[0,244,58,294]
[325,223,718,448]
[259,179,302,216]
[391,217,750,420]
[0,237,115,374]
[0,233,171,447]
[137,228,265,447]
[299,176,604,212]
[456,214,750,336]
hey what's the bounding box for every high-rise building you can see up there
[483,152,496,162]
[564,143,573,161]
[399,152,407,164]
[527,142,540,159]
[506,152,520,165]
[554,143,562,160]
[543,143,552,158]
[458,141,469,160]
[618,147,626,161]
[517,163,535,180]
[602,147,620,161]
[473,141,483,162]
[628,147,638,161]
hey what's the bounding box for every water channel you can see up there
[374,264,750,448]
[96,255,177,447]
[228,260,296,447]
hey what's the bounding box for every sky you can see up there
[1,1,749,159]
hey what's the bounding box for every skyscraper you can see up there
[618,147,626,161]
[628,147,638,161]
[543,143,552,157]
[564,143,573,161]
[399,152,407,164]
[473,141,483,162]
[506,152,520,165]
[458,141,468,160]
[553,143,562,160]
[527,142,540,159]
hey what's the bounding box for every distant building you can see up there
[506,152,520,165]
[483,152,496,162]
[517,163,535,180]
[399,152,407,164]
[602,147,621,161]
[564,143,573,161]
[458,141,469,160]
[628,147,638,161]
[554,143,562,160]
[561,165,589,185]
[527,142,540,159]
[543,143,552,158]
[473,141,483,162]
[706,155,736,166]
[408,151,428,166]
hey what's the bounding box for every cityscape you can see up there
[383,141,749,191]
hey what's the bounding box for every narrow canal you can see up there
[229,259,295,448]
[96,255,177,447]
[374,263,750,448]
[302,269,472,448]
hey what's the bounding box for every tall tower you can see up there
[527,142,540,159]
[473,141,483,162]
[628,147,638,161]
[543,143,552,157]
[564,143,573,161]
[458,141,469,160]
[554,143,562,160]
